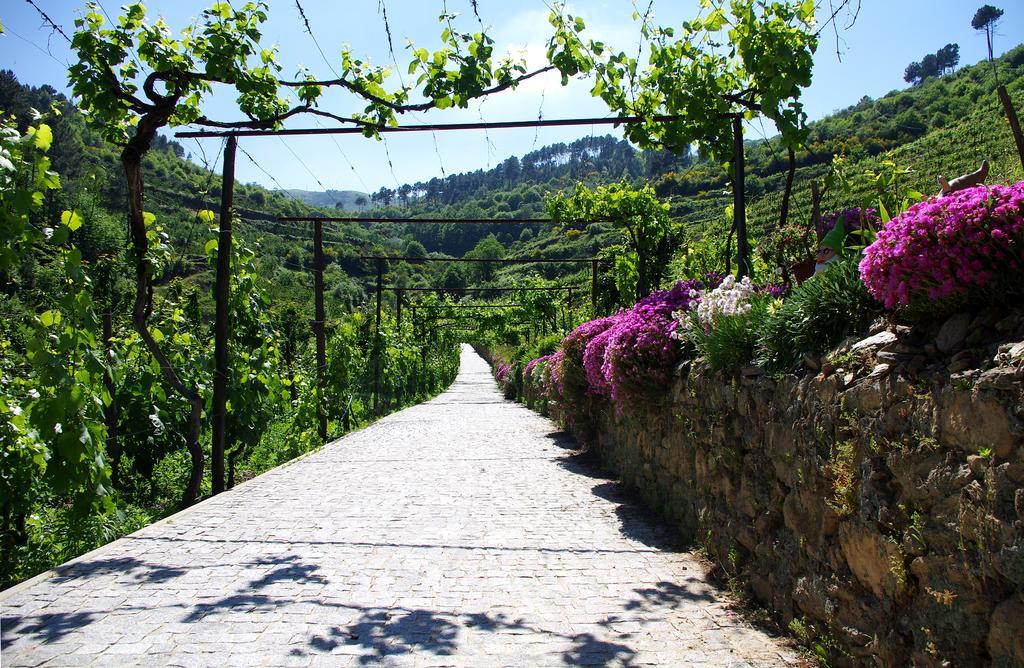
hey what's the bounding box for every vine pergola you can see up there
[174,113,752,497]
[64,0,829,506]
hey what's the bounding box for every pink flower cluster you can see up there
[495,363,510,384]
[544,349,567,405]
[598,309,677,412]
[557,277,717,415]
[859,183,1024,309]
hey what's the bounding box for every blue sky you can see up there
[1,1,1021,194]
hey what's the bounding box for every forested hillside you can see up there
[357,44,1024,275]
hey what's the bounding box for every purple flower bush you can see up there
[633,276,719,317]
[557,317,618,409]
[544,349,567,407]
[523,354,552,408]
[495,363,510,384]
[524,355,550,382]
[599,309,678,414]
[568,276,719,415]
[859,183,1024,310]
[583,326,617,395]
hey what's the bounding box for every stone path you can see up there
[1,345,801,667]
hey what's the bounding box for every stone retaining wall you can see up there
[585,350,1023,666]
[488,317,1024,665]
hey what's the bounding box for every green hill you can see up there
[283,189,371,211]
[348,44,1024,283]
[4,42,1023,305]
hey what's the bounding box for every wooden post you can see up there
[729,116,753,278]
[396,289,403,330]
[411,304,418,396]
[566,287,573,331]
[211,134,236,495]
[102,310,120,488]
[997,85,1024,171]
[313,219,328,442]
[732,115,750,278]
[373,258,383,416]
[591,259,598,315]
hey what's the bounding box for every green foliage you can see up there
[0,89,466,587]
[671,229,729,281]
[463,233,506,282]
[547,182,674,300]
[68,0,548,148]
[8,503,151,587]
[0,113,116,584]
[546,0,818,157]
[527,333,563,359]
[687,296,771,372]
[757,255,881,373]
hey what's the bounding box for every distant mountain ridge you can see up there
[281,189,371,211]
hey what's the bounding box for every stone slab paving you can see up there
[2,345,803,667]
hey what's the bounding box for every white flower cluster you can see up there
[671,275,756,338]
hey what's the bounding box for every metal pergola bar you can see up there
[372,286,576,292]
[279,216,558,224]
[358,255,599,264]
[414,304,520,309]
[175,114,739,139]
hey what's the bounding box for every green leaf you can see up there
[820,219,846,258]
[878,201,891,224]
[143,211,156,226]
[204,239,218,254]
[61,210,83,231]
[705,9,726,31]
[50,225,69,245]
[40,310,62,327]
[33,124,53,151]
[198,209,215,224]
[799,0,815,22]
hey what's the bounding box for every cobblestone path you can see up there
[2,345,801,667]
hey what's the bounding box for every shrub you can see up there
[678,275,771,372]
[758,254,881,373]
[590,277,714,414]
[673,275,797,373]
[583,325,617,396]
[562,317,618,385]
[859,183,1024,313]
[531,333,563,357]
[524,355,550,383]
[680,275,758,334]
[600,309,679,413]
[523,354,552,410]
[544,349,567,409]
